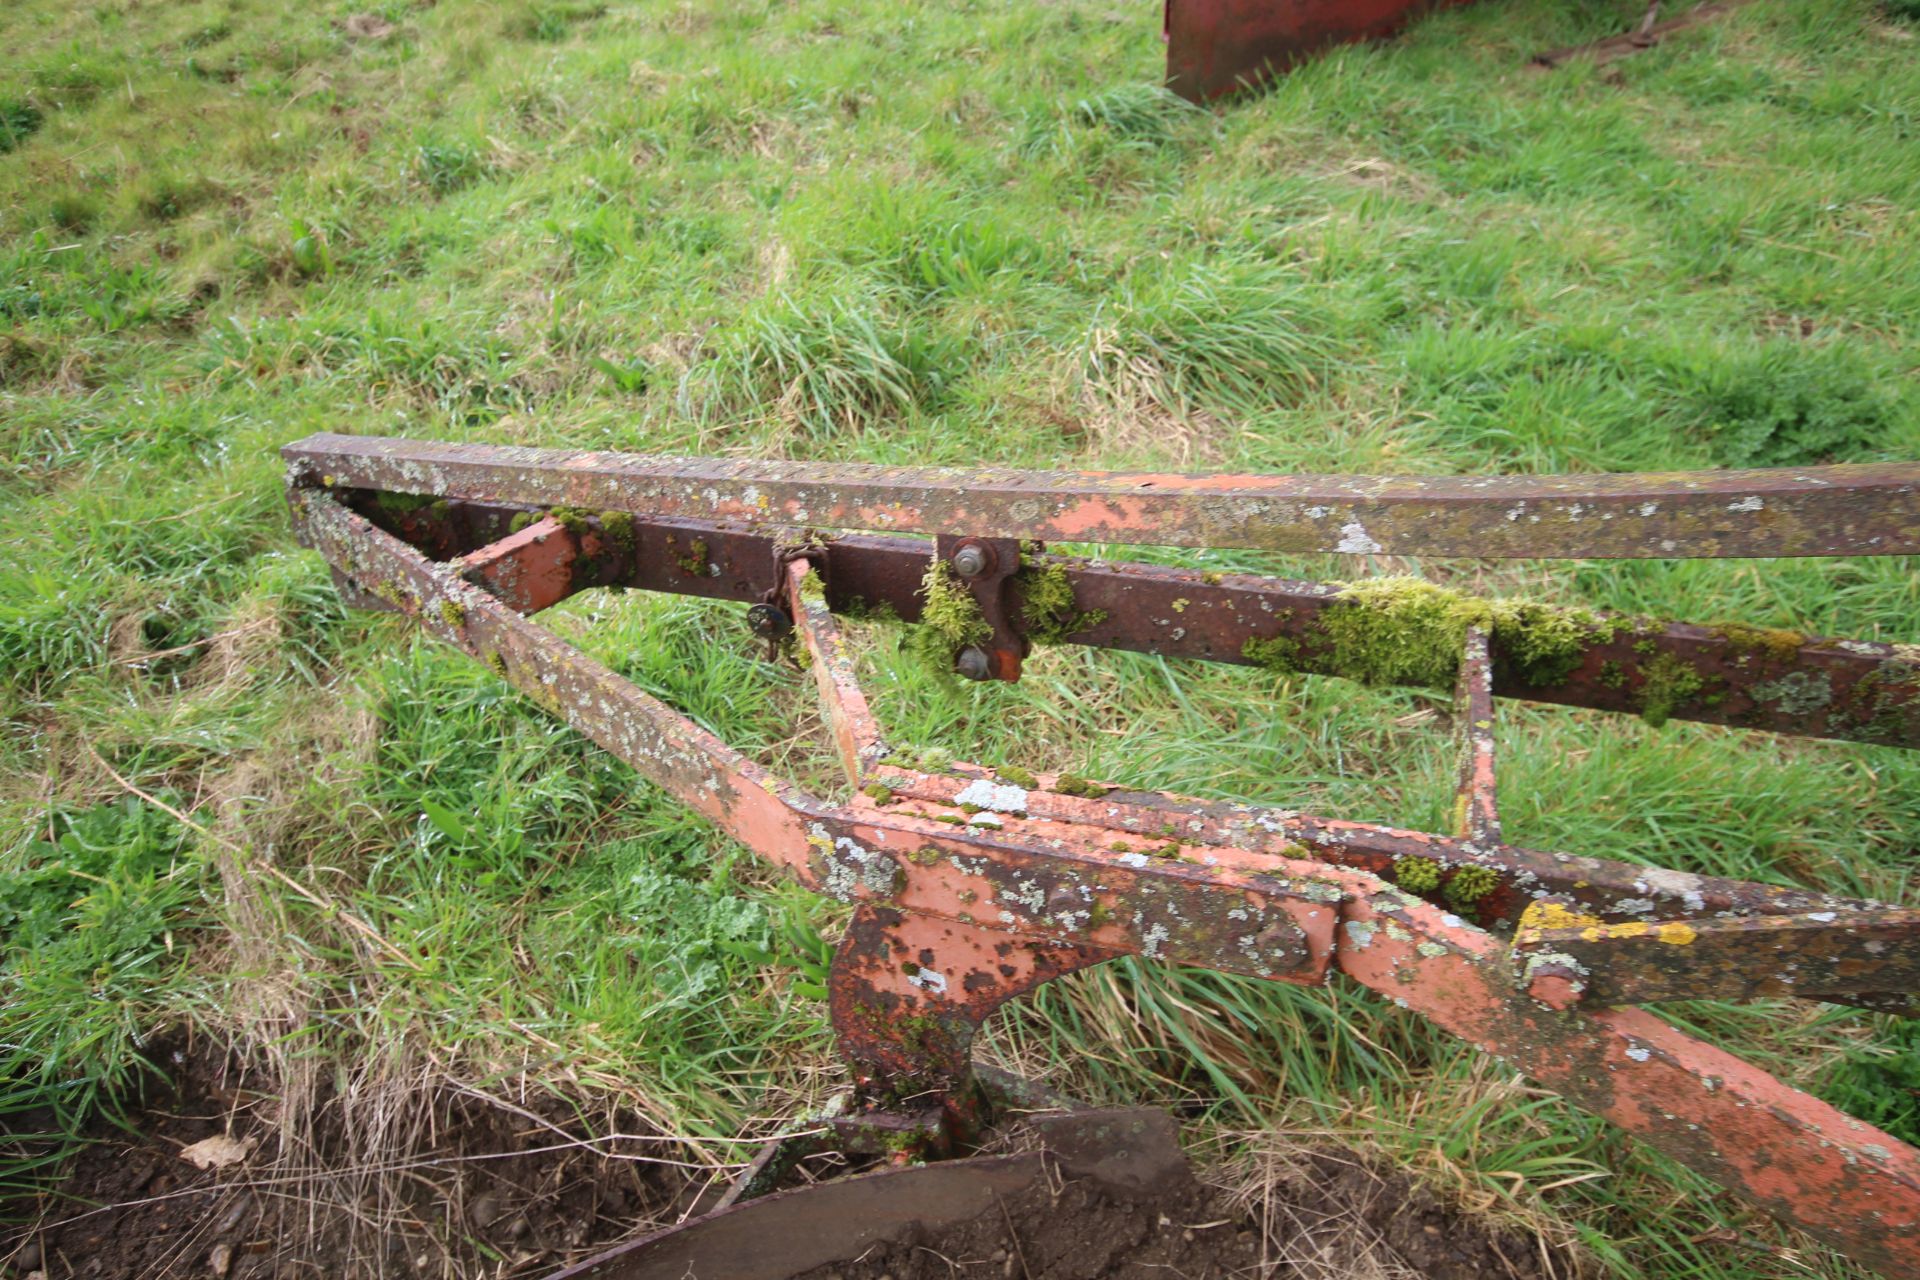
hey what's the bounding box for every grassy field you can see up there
[3,0,1919,1274]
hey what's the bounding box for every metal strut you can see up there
[286,434,1920,1276]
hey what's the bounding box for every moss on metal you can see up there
[1637,652,1705,728]
[1443,864,1501,908]
[1394,856,1443,894]
[1052,773,1107,798]
[1315,578,1615,690]
[1015,557,1107,645]
[373,491,450,521]
[676,537,710,577]
[1240,633,1300,674]
[1318,578,1491,688]
[1492,599,1614,687]
[909,560,992,669]
[598,509,637,549]
[996,764,1038,788]
[1713,621,1806,664]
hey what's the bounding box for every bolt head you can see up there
[955,646,992,681]
[951,544,990,578]
[746,603,791,639]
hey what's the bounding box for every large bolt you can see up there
[950,544,990,579]
[746,603,792,640]
[955,646,992,681]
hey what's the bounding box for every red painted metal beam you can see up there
[283,433,1920,560]
[343,500,1920,752]
[1165,0,1475,101]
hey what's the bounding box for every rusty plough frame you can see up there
[285,433,1920,1274]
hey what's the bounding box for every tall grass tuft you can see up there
[705,292,949,435]
[1078,257,1337,450]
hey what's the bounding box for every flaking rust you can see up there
[287,438,1920,1277]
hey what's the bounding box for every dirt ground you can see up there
[4,1040,1541,1280]
[0,1035,704,1279]
[789,1149,1544,1280]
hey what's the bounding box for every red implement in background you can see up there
[286,433,1920,1276]
[1165,0,1474,100]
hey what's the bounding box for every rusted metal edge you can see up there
[287,489,1352,985]
[865,762,1882,931]
[1453,627,1501,845]
[785,558,891,787]
[1165,0,1473,102]
[1336,882,1920,1274]
[311,487,1894,937]
[346,497,1920,752]
[1514,905,1920,1007]
[282,433,1920,559]
[331,492,1896,931]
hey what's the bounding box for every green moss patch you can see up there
[1319,578,1493,688]
[1443,864,1500,908]
[1713,622,1806,665]
[909,559,992,669]
[1308,578,1616,690]
[1393,856,1442,894]
[1015,557,1107,645]
[1636,652,1705,728]
[1241,633,1300,674]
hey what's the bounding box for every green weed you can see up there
[1680,341,1914,468]
[0,796,205,1191]
[0,99,43,154]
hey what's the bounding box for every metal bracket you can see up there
[936,534,1028,683]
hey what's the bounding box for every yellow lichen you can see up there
[1516,900,1603,939]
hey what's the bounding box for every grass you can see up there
[1,0,1917,1274]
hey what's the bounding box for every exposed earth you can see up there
[0,1035,703,1279]
[4,1040,1541,1279]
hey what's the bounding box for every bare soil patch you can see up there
[2,1035,704,1279]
